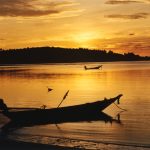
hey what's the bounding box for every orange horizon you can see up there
[0,0,150,56]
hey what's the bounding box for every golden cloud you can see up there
[0,0,78,17]
[105,13,149,19]
[105,0,141,4]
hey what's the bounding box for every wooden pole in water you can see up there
[57,90,69,108]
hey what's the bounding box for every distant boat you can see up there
[0,94,122,125]
[84,65,102,70]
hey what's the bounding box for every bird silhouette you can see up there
[47,86,53,92]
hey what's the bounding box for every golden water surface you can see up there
[0,61,150,148]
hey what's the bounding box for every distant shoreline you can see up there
[0,47,149,64]
[0,60,150,66]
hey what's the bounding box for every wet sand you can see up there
[0,139,81,150]
[1,138,149,150]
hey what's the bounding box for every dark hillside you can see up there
[0,47,149,64]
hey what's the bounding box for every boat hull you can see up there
[3,94,123,123]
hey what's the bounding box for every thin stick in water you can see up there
[57,90,69,108]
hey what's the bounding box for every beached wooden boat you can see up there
[84,65,102,70]
[1,94,122,124]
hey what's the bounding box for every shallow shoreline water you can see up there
[1,136,150,150]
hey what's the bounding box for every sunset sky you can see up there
[0,0,150,56]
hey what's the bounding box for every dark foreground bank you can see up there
[0,139,81,150]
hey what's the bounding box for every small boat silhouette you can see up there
[84,65,102,70]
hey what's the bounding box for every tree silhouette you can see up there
[0,46,149,64]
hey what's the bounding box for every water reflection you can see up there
[0,63,150,108]
[1,111,122,132]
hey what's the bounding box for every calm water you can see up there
[0,61,150,149]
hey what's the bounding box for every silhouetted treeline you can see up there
[0,47,149,64]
